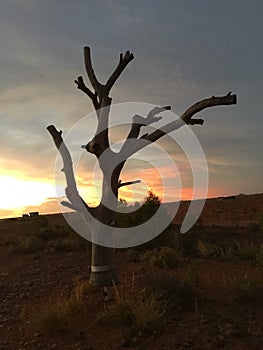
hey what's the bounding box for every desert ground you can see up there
[0,193,263,350]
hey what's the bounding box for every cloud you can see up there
[0,0,262,212]
[22,198,61,216]
[0,208,17,219]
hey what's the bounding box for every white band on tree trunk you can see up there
[91,264,115,272]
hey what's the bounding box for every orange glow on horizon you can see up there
[0,175,56,218]
[0,168,237,220]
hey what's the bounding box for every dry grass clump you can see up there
[98,290,167,335]
[37,293,84,334]
[197,240,217,258]
[196,239,263,266]
[37,277,89,334]
[8,220,87,254]
[148,247,181,269]
[132,292,167,334]
[230,274,263,305]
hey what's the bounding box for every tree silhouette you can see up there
[47,47,236,294]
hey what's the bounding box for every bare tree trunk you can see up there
[90,244,117,286]
[89,175,119,286]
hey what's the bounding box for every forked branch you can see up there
[74,76,99,110]
[120,106,171,154]
[118,92,237,160]
[105,50,134,93]
[144,92,237,144]
[77,47,134,158]
[81,47,134,101]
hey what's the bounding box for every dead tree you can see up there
[47,47,237,290]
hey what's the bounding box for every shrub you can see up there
[99,291,167,334]
[35,227,56,240]
[37,294,83,334]
[20,236,46,254]
[116,191,174,250]
[26,215,49,233]
[48,232,87,252]
[126,248,142,262]
[231,274,263,305]
[186,264,200,314]
[132,292,167,334]
[233,242,257,262]
[73,277,91,300]
[100,300,134,327]
[144,270,195,312]
[259,213,263,234]
[174,233,199,257]
[149,247,181,269]
[256,245,263,266]
[197,240,218,258]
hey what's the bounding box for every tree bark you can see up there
[89,176,119,286]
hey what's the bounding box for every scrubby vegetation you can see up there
[1,194,263,349]
[1,216,88,254]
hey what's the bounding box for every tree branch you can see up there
[74,76,99,110]
[105,50,134,94]
[188,118,204,125]
[118,92,237,160]
[119,106,171,156]
[84,46,103,95]
[181,92,237,124]
[60,201,79,211]
[118,179,141,188]
[46,125,90,212]
[144,92,237,144]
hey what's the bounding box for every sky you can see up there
[0,0,262,218]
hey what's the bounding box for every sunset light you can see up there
[0,3,261,348]
[0,175,55,213]
[0,1,261,222]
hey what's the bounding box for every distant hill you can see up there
[165,193,263,227]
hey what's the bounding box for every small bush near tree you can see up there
[117,191,175,250]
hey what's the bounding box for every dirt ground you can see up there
[0,193,262,350]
